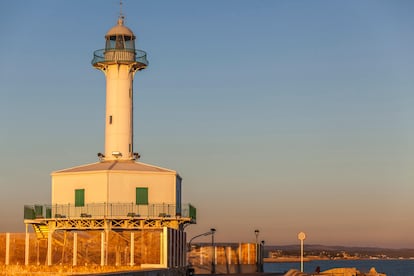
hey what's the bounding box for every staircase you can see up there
[32,223,49,239]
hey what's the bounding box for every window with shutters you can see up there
[136,187,148,205]
[75,189,85,207]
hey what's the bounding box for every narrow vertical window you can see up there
[75,189,85,207]
[109,115,112,124]
[136,187,148,205]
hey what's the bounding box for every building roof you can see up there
[52,160,176,175]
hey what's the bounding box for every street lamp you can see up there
[260,240,265,272]
[254,229,260,272]
[188,228,217,250]
[254,229,259,244]
[298,232,306,273]
[211,228,216,274]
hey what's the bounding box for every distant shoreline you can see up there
[263,257,413,263]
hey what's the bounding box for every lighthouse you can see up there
[24,14,195,240]
[92,15,148,161]
[22,10,196,268]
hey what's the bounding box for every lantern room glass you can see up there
[106,35,135,50]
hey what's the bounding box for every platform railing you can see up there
[91,49,148,66]
[24,203,196,222]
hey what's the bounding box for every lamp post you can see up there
[211,228,216,274]
[188,228,217,250]
[254,229,259,244]
[260,240,265,272]
[254,229,259,272]
[298,232,306,273]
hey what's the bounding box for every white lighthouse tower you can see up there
[24,13,196,244]
[93,15,147,161]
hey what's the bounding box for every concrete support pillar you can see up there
[130,232,134,266]
[101,231,105,266]
[171,229,175,267]
[178,230,183,267]
[105,230,109,266]
[25,226,30,266]
[183,231,187,267]
[5,232,10,265]
[73,232,78,266]
[161,227,168,267]
[47,231,52,266]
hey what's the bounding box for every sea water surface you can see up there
[264,259,414,276]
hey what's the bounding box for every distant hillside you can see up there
[264,244,414,258]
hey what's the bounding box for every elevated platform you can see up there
[24,203,196,235]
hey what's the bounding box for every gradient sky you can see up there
[1,1,414,249]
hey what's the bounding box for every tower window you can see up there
[136,187,148,205]
[109,115,113,124]
[75,189,85,207]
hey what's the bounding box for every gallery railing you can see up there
[91,49,148,66]
[24,203,196,222]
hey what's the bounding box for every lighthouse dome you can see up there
[105,17,135,38]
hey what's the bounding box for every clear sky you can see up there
[1,1,414,249]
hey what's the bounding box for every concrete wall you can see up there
[108,172,176,204]
[52,172,108,204]
[188,243,261,274]
[52,171,177,206]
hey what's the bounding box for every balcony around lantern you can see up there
[91,49,148,68]
[24,203,196,223]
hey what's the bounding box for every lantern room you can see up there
[105,17,136,51]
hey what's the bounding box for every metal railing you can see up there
[24,203,196,221]
[91,49,148,66]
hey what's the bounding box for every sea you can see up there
[264,259,414,276]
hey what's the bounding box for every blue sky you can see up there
[1,1,414,248]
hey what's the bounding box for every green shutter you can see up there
[136,187,148,205]
[75,189,85,207]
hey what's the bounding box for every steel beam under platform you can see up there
[25,216,193,234]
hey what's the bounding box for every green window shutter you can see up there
[136,187,148,205]
[75,189,85,207]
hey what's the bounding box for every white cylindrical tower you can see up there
[92,16,148,161]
